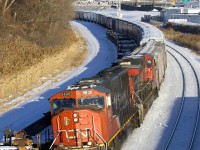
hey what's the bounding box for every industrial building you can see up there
[160,6,200,24]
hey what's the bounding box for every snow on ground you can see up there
[167,41,200,150]
[122,47,183,150]
[122,40,200,150]
[0,21,117,139]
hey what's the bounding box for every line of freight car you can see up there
[106,30,137,51]
[118,40,136,45]
[118,43,137,49]
[118,48,132,53]
[106,31,137,55]
[107,30,137,47]
[117,52,131,59]
[108,31,133,41]
[106,31,137,59]
[106,30,118,45]
[117,36,132,41]
[112,31,138,58]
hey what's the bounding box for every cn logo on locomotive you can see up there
[64,117,70,126]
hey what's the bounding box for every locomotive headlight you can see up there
[74,118,78,122]
[73,113,78,117]
[87,141,92,146]
[58,143,64,148]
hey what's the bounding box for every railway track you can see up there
[20,44,200,150]
[165,45,200,150]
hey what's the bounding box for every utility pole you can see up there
[153,0,155,7]
[135,0,138,6]
[117,0,122,18]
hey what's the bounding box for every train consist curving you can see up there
[48,11,167,150]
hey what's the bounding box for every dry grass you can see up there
[162,28,200,53]
[1,0,74,47]
[150,22,200,54]
[0,0,86,113]
[0,29,78,78]
[0,29,87,103]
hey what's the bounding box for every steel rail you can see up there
[164,49,186,150]
[165,45,200,150]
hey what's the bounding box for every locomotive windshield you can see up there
[78,96,104,109]
[51,98,76,114]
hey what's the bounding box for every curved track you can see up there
[165,45,200,150]
[164,49,185,149]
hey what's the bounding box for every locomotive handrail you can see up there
[133,80,152,106]
[92,114,108,149]
[93,130,108,149]
[136,80,151,93]
[49,131,61,150]
[134,91,143,106]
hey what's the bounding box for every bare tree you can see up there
[0,0,14,36]
[0,0,75,46]
[0,0,15,24]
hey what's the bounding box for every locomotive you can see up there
[49,11,166,150]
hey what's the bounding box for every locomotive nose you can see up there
[55,110,95,147]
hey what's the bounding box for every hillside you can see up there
[0,0,87,102]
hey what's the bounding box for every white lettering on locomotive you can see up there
[62,92,70,96]
[82,90,92,95]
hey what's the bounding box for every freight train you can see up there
[49,11,166,150]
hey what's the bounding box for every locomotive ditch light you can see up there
[74,118,78,122]
[73,113,78,117]
[88,141,92,146]
[58,143,65,148]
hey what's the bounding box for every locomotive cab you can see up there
[49,85,118,149]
